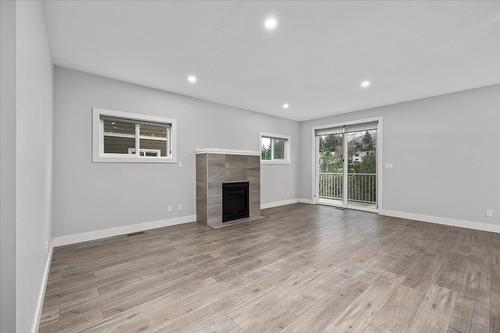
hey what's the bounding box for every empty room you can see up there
[1,0,500,332]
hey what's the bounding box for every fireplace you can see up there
[222,182,249,222]
[196,149,261,227]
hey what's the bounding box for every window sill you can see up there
[93,155,177,163]
[261,160,291,165]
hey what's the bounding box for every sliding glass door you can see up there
[346,129,377,208]
[318,133,344,204]
[315,120,379,211]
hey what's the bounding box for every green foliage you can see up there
[274,139,285,159]
[319,133,342,152]
[319,134,343,173]
[347,130,376,174]
[358,151,376,173]
[319,151,343,173]
[261,145,271,160]
[362,130,375,151]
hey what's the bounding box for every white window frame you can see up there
[259,132,291,165]
[92,107,177,163]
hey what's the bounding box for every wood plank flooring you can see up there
[39,204,500,333]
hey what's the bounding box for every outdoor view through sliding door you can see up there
[346,129,377,208]
[318,133,344,204]
[316,120,378,210]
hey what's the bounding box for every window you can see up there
[260,133,291,164]
[93,108,177,163]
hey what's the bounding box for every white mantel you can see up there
[195,148,260,156]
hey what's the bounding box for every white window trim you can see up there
[92,107,177,163]
[259,132,291,165]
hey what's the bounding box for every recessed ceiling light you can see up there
[360,80,371,88]
[264,16,278,31]
[282,103,289,109]
[187,75,197,83]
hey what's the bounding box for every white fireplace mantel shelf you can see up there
[195,148,260,156]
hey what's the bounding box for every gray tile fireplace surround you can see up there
[196,149,261,228]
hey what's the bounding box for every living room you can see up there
[1,1,499,332]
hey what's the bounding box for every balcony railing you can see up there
[319,172,376,204]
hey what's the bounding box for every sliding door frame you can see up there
[311,116,383,213]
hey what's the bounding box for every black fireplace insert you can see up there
[222,182,249,222]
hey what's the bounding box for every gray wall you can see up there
[299,84,500,225]
[15,1,54,332]
[52,67,299,237]
[1,1,17,331]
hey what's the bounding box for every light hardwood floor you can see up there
[40,204,500,333]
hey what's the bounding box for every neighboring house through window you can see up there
[93,108,177,163]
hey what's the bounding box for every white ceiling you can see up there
[43,1,500,121]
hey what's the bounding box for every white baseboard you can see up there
[379,209,500,234]
[292,201,497,234]
[53,199,318,246]
[297,198,314,205]
[52,215,197,247]
[261,198,315,209]
[32,241,53,333]
[261,199,299,209]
